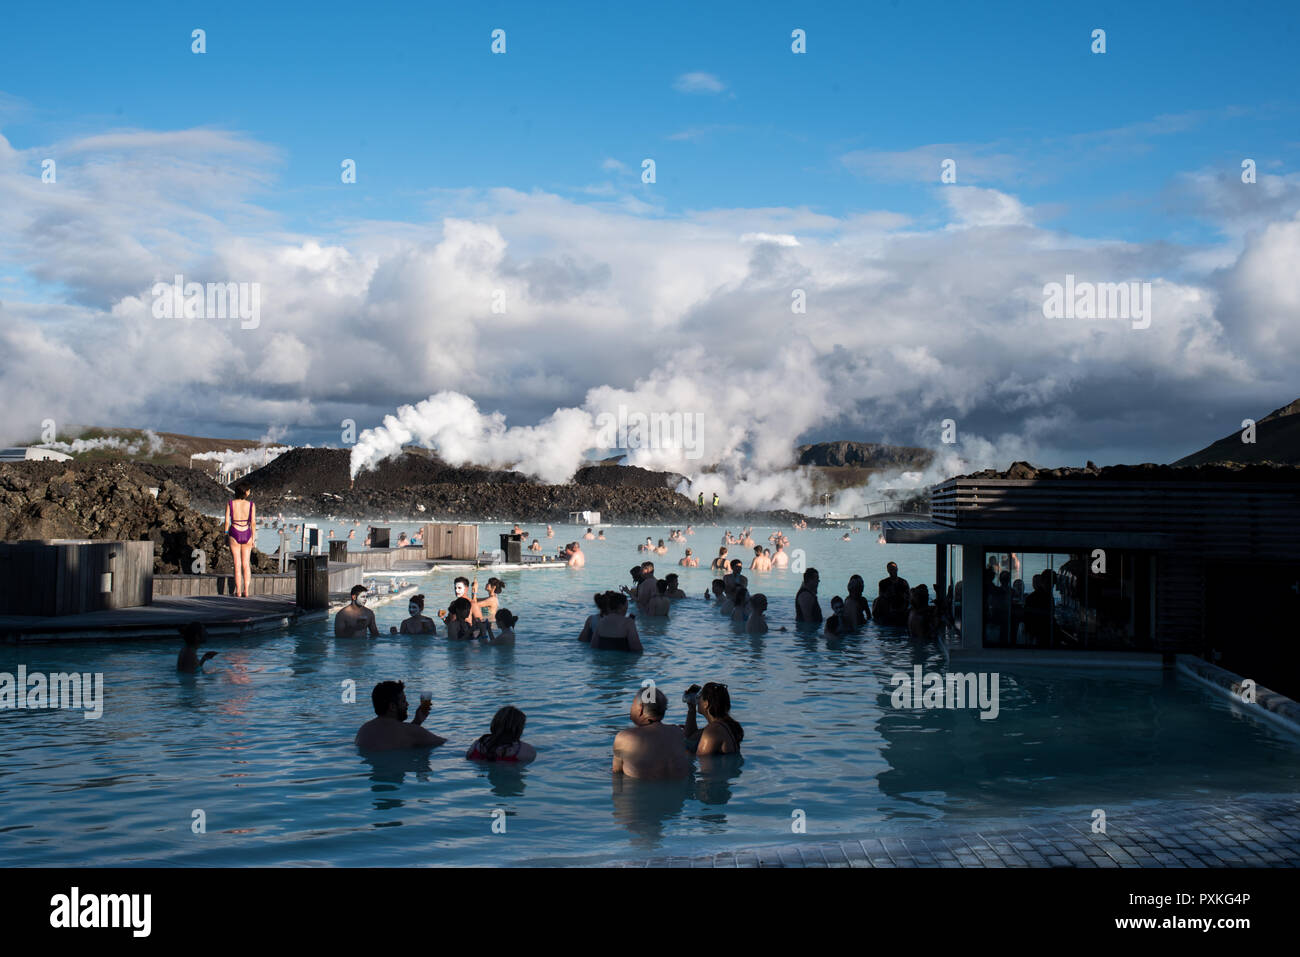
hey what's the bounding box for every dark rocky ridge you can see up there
[797,440,934,470]
[0,461,279,574]
[1173,398,1300,467]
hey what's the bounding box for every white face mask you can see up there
[355,595,367,606]
[454,584,466,597]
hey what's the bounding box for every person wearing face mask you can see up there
[335,585,379,638]
[394,594,437,635]
[436,577,472,620]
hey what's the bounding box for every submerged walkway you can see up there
[624,797,1300,867]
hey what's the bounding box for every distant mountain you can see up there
[796,440,934,471]
[1173,398,1300,467]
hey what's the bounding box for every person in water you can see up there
[683,682,743,756]
[646,580,671,617]
[578,591,609,643]
[177,622,218,672]
[663,573,687,599]
[444,597,476,640]
[842,575,871,627]
[679,548,698,567]
[224,484,256,598]
[705,578,725,602]
[487,608,518,644]
[597,529,606,540]
[584,527,595,540]
[471,577,505,623]
[591,592,643,652]
[730,586,750,624]
[744,594,786,634]
[335,585,379,638]
[874,562,911,626]
[397,594,437,635]
[436,577,472,620]
[528,538,542,552]
[772,542,789,569]
[466,705,536,763]
[711,547,729,572]
[567,542,586,568]
[634,561,658,615]
[612,688,689,779]
[355,681,447,751]
[795,568,823,623]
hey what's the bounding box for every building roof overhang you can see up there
[881,520,1173,550]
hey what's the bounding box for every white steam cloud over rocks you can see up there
[2,124,1298,510]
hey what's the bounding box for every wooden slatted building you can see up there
[884,463,1300,691]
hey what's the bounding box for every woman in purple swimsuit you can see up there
[224,484,256,598]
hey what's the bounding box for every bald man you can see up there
[611,688,690,780]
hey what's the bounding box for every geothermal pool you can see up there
[2,524,1299,866]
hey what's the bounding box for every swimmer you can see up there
[529,538,542,552]
[355,681,447,751]
[843,575,871,626]
[679,548,699,567]
[591,593,643,652]
[484,608,518,645]
[398,594,437,635]
[612,688,688,779]
[744,594,786,634]
[663,573,687,599]
[795,568,823,623]
[568,542,586,568]
[584,527,595,540]
[749,545,771,572]
[443,597,475,640]
[176,622,218,672]
[466,706,535,763]
[597,529,606,540]
[711,547,729,572]
[634,561,657,615]
[335,585,379,638]
[683,682,744,756]
[646,580,671,617]
[705,578,725,602]
[546,525,554,538]
[772,542,789,569]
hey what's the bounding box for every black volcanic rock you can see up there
[796,441,934,470]
[0,461,279,574]
[572,463,687,491]
[1173,398,1300,467]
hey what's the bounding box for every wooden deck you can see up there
[0,594,326,642]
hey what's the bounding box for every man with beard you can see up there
[355,681,447,751]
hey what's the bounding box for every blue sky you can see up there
[4,0,1293,241]
[1,1,1298,497]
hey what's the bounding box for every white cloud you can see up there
[673,72,726,94]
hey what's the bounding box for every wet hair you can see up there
[699,683,743,747]
[179,621,205,645]
[448,597,472,619]
[594,592,610,614]
[371,680,404,716]
[657,580,669,594]
[495,608,518,628]
[486,578,505,594]
[658,539,665,547]
[803,568,819,585]
[717,547,727,557]
[750,593,768,613]
[711,579,725,594]
[474,705,526,760]
[411,594,426,609]
[848,574,865,596]
[754,545,763,555]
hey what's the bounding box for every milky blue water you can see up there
[2,523,1299,866]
